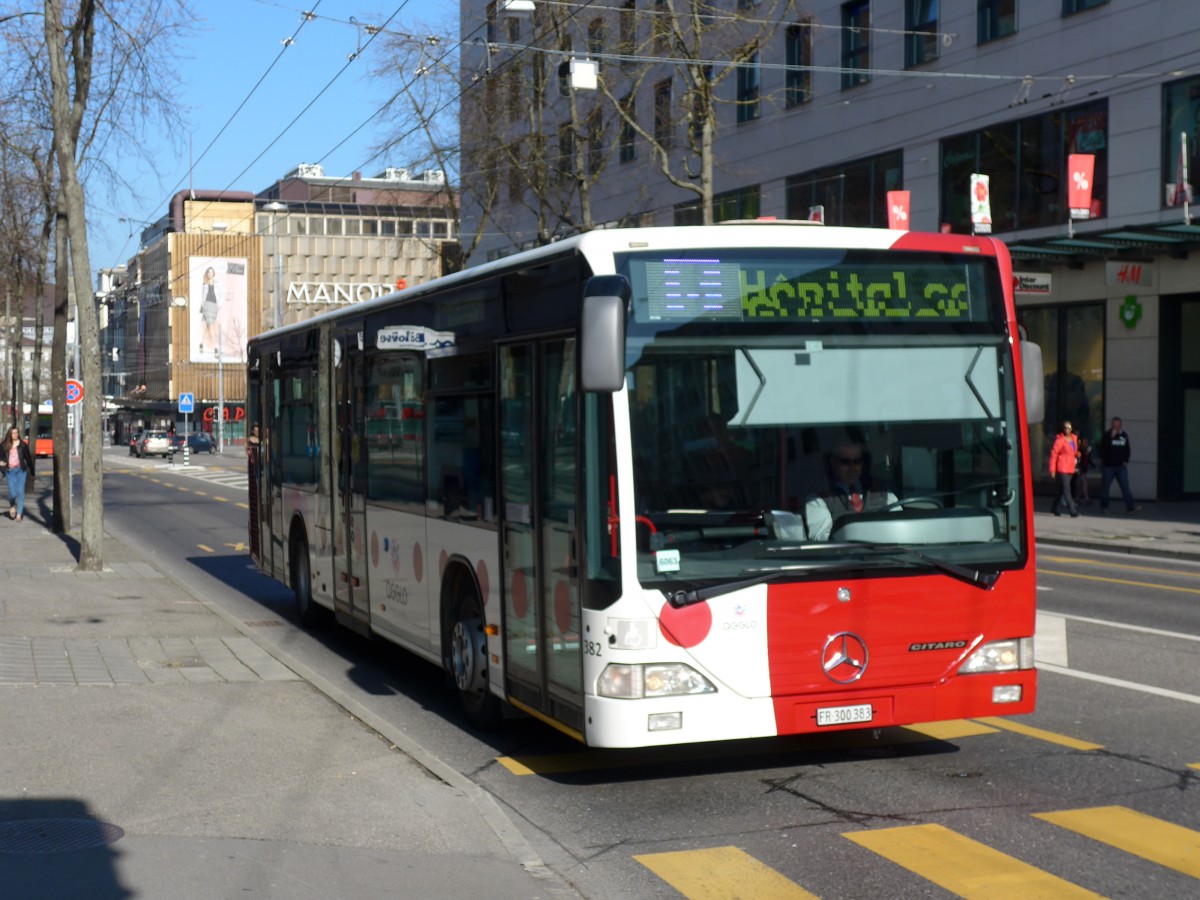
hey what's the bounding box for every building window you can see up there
[1018,304,1104,493]
[938,99,1108,233]
[905,1,939,68]
[673,186,761,226]
[691,65,712,141]
[654,78,673,150]
[785,150,902,227]
[736,50,760,123]
[588,18,606,73]
[653,0,669,53]
[558,122,575,180]
[978,0,1016,43]
[619,93,636,163]
[587,108,604,175]
[326,218,342,236]
[344,218,361,236]
[841,1,870,89]
[1062,0,1108,14]
[1162,76,1200,210]
[785,21,812,107]
[619,0,636,71]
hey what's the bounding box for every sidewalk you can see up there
[1034,498,1200,561]
[0,488,578,900]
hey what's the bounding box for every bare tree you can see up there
[451,0,799,253]
[39,0,195,566]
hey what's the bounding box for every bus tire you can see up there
[448,589,501,730]
[290,531,328,628]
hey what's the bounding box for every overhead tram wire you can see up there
[119,2,413,290]
[114,1,325,266]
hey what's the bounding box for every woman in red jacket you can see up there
[1049,421,1080,517]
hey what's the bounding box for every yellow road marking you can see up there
[846,823,1103,899]
[235,502,248,509]
[177,487,189,492]
[635,846,820,899]
[1040,555,1200,577]
[1038,568,1200,596]
[197,544,214,553]
[1190,762,1200,771]
[974,717,1103,751]
[213,496,228,503]
[224,542,247,552]
[194,490,207,496]
[1035,806,1200,878]
[904,719,998,740]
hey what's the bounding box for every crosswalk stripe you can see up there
[1034,806,1200,878]
[845,823,1104,899]
[634,846,820,899]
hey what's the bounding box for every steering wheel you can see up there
[879,495,944,512]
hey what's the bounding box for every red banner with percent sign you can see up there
[1068,153,1095,220]
[887,191,910,230]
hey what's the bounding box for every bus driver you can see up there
[803,437,897,541]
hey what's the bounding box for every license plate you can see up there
[816,703,874,727]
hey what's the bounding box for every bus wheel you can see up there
[449,592,501,730]
[291,535,327,628]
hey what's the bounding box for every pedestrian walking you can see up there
[1098,416,1140,514]
[1073,435,1093,505]
[1049,420,1080,517]
[1,425,35,523]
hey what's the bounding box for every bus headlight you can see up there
[597,663,717,699]
[960,637,1034,674]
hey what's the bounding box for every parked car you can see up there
[170,432,215,454]
[128,430,143,456]
[136,431,171,458]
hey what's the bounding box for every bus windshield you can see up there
[618,247,1025,587]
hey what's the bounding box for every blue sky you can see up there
[90,0,451,276]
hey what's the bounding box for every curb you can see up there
[99,515,551,876]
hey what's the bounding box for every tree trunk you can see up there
[46,0,103,569]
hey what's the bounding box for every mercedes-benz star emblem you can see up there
[822,632,869,683]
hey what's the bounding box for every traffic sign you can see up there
[65,379,84,406]
[178,392,194,414]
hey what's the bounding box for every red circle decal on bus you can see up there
[476,560,489,606]
[554,581,571,633]
[511,570,528,619]
[370,531,379,568]
[413,543,423,582]
[658,600,712,648]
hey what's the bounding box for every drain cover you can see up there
[0,818,124,853]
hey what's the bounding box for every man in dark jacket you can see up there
[1098,416,1139,514]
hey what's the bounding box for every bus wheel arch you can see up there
[290,517,328,628]
[442,561,502,730]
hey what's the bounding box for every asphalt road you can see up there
[101,450,1200,900]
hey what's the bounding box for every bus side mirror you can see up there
[580,276,629,393]
[1020,340,1044,426]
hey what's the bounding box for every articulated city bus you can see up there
[246,223,1043,748]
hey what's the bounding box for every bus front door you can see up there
[500,339,583,730]
[333,344,370,628]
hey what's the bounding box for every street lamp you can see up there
[263,201,288,329]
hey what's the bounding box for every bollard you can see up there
[168,446,175,465]
[183,445,191,467]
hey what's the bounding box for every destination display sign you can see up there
[625,250,994,324]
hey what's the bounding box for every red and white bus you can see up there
[247,223,1044,748]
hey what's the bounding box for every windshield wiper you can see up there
[871,545,999,590]
[765,542,999,590]
[664,566,826,607]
